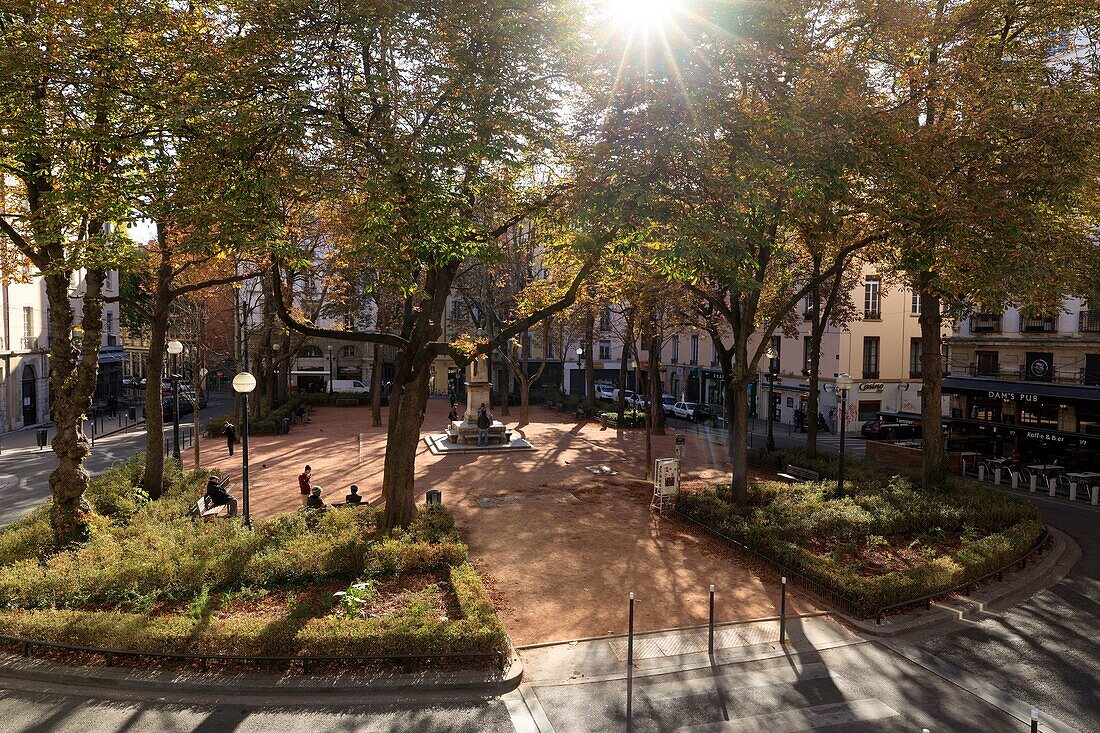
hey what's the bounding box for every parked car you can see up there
[860,418,922,441]
[612,388,636,404]
[671,401,704,421]
[694,404,724,424]
[330,379,369,394]
[122,375,142,389]
[660,395,676,414]
[627,393,650,409]
[595,383,616,401]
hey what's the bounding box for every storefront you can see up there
[942,376,1100,469]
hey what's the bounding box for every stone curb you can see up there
[839,524,1074,637]
[0,644,523,705]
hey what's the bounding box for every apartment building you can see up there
[942,297,1100,466]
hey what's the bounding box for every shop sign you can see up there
[859,382,884,392]
[988,390,1039,403]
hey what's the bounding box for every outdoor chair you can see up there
[1053,474,1072,499]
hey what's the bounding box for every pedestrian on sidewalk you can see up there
[224,422,237,456]
[298,465,313,507]
[476,404,491,446]
[106,393,118,419]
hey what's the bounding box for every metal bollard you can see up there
[1048,478,1056,497]
[1070,482,1077,502]
[1030,474,1038,493]
[779,577,787,644]
[708,585,715,657]
[1031,708,1039,733]
[978,465,986,481]
[627,592,635,733]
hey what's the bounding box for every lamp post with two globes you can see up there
[232,371,257,527]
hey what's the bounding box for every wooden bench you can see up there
[546,401,562,412]
[777,465,820,483]
[193,495,230,521]
[334,397,358,407]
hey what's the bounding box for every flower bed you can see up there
[677,452,1044,616]
[0,457,506,667]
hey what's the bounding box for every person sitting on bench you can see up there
[306,486,327,511]
[205,475,238,517]
[344,484,363,505]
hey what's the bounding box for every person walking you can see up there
[224,422,237,456]
[298,465,313,507]
[476,403,491,446]
[106,392,118,419]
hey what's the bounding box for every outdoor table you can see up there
[960,451,980,476]
[1065,472,1100,504]
[1026,464,1062,493]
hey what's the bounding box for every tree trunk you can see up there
[918,278,947,491]
[370,342,383,428]
[380,359,431,529]
[584,317,595,409]
[649,333,665,436]
[45,269,105,547]
[726,375,751,503]
[141,300,170,499]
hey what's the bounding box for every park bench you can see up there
[546,401,562,411]
[777,464,820,483]
[189,474,232,521]
[334,397,358,407]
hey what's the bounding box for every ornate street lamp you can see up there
[167,339,184,460]
[327,344,334,394]
[232,371,257,528]
[765,345,778,452]
[835,373,854,497]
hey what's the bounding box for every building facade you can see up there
[942,297,1100,466]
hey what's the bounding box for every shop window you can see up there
[967,397,1002,422]
[1078,407,1100,436]
[858,400,881,422]
[1018,402,1059,428]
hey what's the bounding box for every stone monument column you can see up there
[464,356,492,423]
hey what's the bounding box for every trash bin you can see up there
[282,417,291,435]
[425,489,442,506]
[128,407,137,421]
[36,429,48,449]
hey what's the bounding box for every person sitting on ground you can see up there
[306,485,327,511]
[204,474,238,517]
[344,484,363,505]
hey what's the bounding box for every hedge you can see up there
[0,461,507,664]
[677,463,1044,615]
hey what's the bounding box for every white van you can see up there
[330,379,370,393]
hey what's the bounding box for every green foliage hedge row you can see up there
[678,452,1044,614]
[295,392,375,407]
[0,460,506,662]
[599,410,647,427]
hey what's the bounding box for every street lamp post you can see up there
[765,346,778,452]
[167,339,184,460]
[327,345,334,394]
[575,347,584,395]
[271,341,281,404]
[835,373,853,497]
[232,371,257,528]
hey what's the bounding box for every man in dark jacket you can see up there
[476,404,491,446]
[344,484,363,505]
[205,475,238,516]
[224,422,237,456]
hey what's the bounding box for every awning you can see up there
[942,376,1100,405]
[877,410,923,424]
[947,417,1100,451]
[97,347,125,365]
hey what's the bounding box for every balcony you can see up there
[967,363,1000,378]
[970,314,1002,334]
[1020,315,1056,333]
[966,363,1092,384]
[20,336,39,351]
[862,370,879,379]
[1080,311,1100,333]
[864,309,881,320]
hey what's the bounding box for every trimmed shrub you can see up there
[365,538,469,576]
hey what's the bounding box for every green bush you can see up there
[296,393,374,407]
[406,505,459,543]
[599,409,647,427]
[0,505,55,566]
[366,538,469,576]
[204,412,235,437]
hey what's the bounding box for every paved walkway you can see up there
[200,400,815,645]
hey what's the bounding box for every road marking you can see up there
[503,690,541,733]
[640,662,832,701]
[678,698,899,732]
[517,684,558,733]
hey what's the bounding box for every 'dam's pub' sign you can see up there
[988,390,1040,403]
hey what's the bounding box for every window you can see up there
[975,351,999,377]
[104,312,117,346]
[598,339,611,360]
[690,334,699,365]
[1019,402,1059,428]
[300,345,323,358]
[1078,405,1100,436]
[972,313,1002,333]
[340,346,357,358]
[967,397,1002,422]
[104,271,115,292]
[858,400,881,422]
[1021,314,1056,333]
[710,339,719,367]
[911,290,921,316]
[862,337,879,379]
[546,341,554,359]
[523,336,532,359]
[23,307,33,338]
[599,308,611,332]
[804,339,815,375]
[909,338,923,378]
[450,299,462,320]
[770,336,781,373]
[864,277,881,319]
[803,295,814,320]
[670,338,679,364]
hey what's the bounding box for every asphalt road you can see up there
[920,493,1099,731]
[0,393,233,526]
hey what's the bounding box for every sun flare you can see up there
[606,0,680,31]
